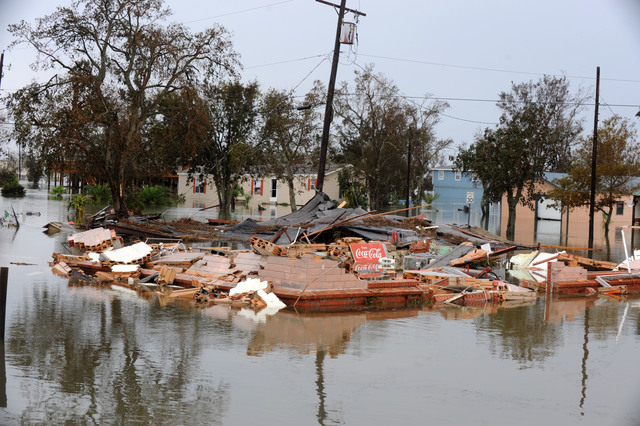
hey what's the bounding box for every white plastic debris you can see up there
[229,278,269,296]
[256,289,286,308]
[100,242,153,263]
[111,264,140,273]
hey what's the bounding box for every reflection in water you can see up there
[6,282,232,424]
[476,301,562,365]
[315,350,327,426]
[580,308,589,414]
[0,341,5,408]
[4,187,640,423]
[246,311,367,357]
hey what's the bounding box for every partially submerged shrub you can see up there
[68,193,92,220]
[0,168,16,187]
[84,184,111,204]
[50,185,66,198]
[1,181,25,197]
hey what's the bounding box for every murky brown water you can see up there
[0,187,639,425]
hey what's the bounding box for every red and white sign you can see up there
[353,262,385,272]
[350,243,387,263]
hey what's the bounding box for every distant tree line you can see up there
[455,75,640,241]
[3,0,452,218]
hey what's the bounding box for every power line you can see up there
[357,53,640,84]
[245,53,329,70]
[183,0,296,24]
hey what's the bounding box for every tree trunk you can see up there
[287,177,297,213]
[505,192,519,241]
[217,176,234,221]
[481,195,490,217]
[602,206,613,238]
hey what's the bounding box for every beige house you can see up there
[177,165,345,209]
[500,175,635,247]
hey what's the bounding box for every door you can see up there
[270,179,277,202]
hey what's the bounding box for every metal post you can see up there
[0,268,7,340]
[588,66,600,250]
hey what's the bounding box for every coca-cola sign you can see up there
[353,262,384,272]
[350,243,387,263]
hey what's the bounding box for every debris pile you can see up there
[44,192,640,313]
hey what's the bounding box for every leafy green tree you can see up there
[548,116,640,236]
[259,86,322,212]
[456,75,585,241]
[25,153,43,187]
[84,184,112,204]
[0,168,17,187]
[191,81,260,220]
[337,167,368,208]
[7,0,238,217]
[0,168,24,197]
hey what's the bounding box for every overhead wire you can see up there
[183,0,297,24]
[357,53,640,84]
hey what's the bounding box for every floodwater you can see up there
[1,188,640,425]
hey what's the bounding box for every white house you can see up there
[177,164,346,209]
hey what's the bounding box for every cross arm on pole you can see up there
[315,0,366,16]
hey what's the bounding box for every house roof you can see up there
[177,163,347,177]
[431,165,455,171]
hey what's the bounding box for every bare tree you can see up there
[259,86,322,212]
[334,64,449,209]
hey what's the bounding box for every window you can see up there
[616,201,624,215]
[308,178,317,191]
[193,179,206,194]
[252,179,263,196]
[454,171,461,181]
[472,173,479,182]
[438,170,444,180]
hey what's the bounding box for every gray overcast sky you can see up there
[1,0,639,152]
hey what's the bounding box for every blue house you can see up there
[431,165,484,211]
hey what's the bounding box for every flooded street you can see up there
[1,188,640,425]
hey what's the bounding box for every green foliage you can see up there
[192,81,260,220]
[233,185,252,206]
[137,185,173,206]
[424,192,440,207]
[1,181,26,197]
[334,64,452,209]
[25,153,43,186]
[259,86,322,210]
[84,184,112,204]
[0,168,17,187]
[7,0,239,218]
[68,193,92,219]
[126,185,179,214]
[50,186,66,198]
[338,168,368,209]
[455,75,585,241]
[548,116,640,235]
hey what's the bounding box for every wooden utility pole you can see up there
[588,66,600,250]
[315,0,365,192]
[0,51,4,90]
[406,137,412,209]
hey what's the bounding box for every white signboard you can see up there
[466,192,474,204]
